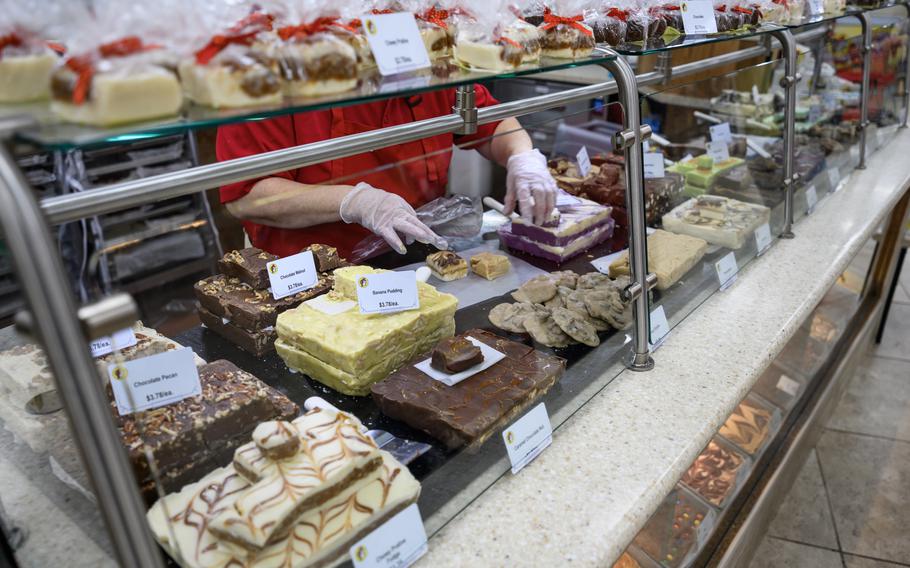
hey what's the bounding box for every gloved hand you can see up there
[504,149,558,225]
[340,182,447,254]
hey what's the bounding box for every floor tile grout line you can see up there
[843,551,910,567]
[867,353,910,364]
[824,426,910,446]
[766,535,841,554]
[815,447,847,557]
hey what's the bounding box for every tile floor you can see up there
[749,259,910,568]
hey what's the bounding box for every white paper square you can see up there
[414,336,506,387]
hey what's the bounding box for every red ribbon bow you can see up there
[277,18,337,40]
[498,35,522,49]
[195,12,274,65]
[732,6,754,14]
[417,7,450,29]
[541,9,594,36]
[64,36,160,105]
[606,8,628,21]
[0,33,23,58]
[716,4,727,11]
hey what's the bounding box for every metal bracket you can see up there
[778,73,802,88]
[453,84,478,136]
[77,293,140,340]
[622,273,659,303]
[613,124,653,150]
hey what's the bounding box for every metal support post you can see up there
[453,84,478,135]
[902,4,910,127]
[858,13,873,169]
[0,141,163,568]
[603,52,655,372]
[772,29,800,239]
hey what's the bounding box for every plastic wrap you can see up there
[453,0,541,69]
[350,195,482,262]
[539,0,596,57]
[584,2,629,45]
[404,0,458,57]
[0,0,72,102]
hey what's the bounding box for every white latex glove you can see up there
[504,149,558,225]
[340,182,447,254]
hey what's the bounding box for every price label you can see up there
[828,168,841,191]
[715,252,738,291]
[680,0,718,34]
[644,152,666,178]
[267,250,318,300]
[503,402,552,474]
[755,223,772,256]
[776,374,801,397]
[356,271,420,314]
[576,145,591,177]
[707,140,730,162]
[649,305,670,351]
[349,503,428,568]
[361,12,431,76]
[806,185,818,214]
[808,105,822,123]
[90,327,138,358]
[709,122,733,144]
[808,0,824,15]
[108,348,201,415]
[850,145,860,163]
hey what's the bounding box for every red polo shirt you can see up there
[217,85,501,259]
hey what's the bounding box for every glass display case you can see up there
[0,3,908,567]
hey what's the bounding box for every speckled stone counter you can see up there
[419,132,910,568]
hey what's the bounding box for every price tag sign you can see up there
[503,402,552,474]
[828,168,842,192]
[680,0,718,34]
[576,145,592,177]
[350,503,428,568]
[109,348,201,415]
[755,223,772,256]
[90,327,138,358]
[361,12,431,76]
[808,0,824,15]
[357,271,420,314]
[776,374,801,397]
[707,140,730,162]
[709,122,733,144]
[806,185,818,214]
[267,250,318,300]
[643,152,665,178]
[649,305,670,351]
[715,252,738,291]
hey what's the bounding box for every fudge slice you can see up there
[216,247,277,289]
[197,306,276,357]
[609,230,708,290]
[115,360,298,499]
[371,329,565,449]
[194,274,332,330]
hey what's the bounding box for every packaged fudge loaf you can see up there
[372,329,566,449]
[608,229,708,290]
[662,195,770,250]
[147,408,420,567]
[276,266,458,396]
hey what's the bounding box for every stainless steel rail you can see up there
[858,12,873,169]
[773,29,799,238]
[0,144,163,567]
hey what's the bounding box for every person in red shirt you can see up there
[217,85,557,259]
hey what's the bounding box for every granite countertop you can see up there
[419,131,910,567]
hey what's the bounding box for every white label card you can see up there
[806,185,818,214]
[361,12,431,76]
[707,140,730,162]
[709,122,733,144]
[109,348,201,416]
[267,250,318,300]
[680,0,718,34]
[828,168,841,191]
[350,503,428,568]
[715,252,738,291]
[90,328,138,358]
[776,374,801,397]
[649,305,670,351]
[644,152,666,179]
[576,146,591,177]
[356,270,420,314]
[755,223,772,256]
[808,0,824,15]
[503,402,552,474]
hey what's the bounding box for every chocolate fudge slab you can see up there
[115,359,298,498]
[198,306,276,356]
[194,274,332,330]
[217,247,277,289]
[371,329,565,450]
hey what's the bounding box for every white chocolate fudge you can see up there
[662,196,770,250]
[178,46,282,109]
[0,53,55,103]
[260,35,358,97]
[609,229,709,290]
[454,22,541,70]
[421,26,452,58]
[51,68,182,126]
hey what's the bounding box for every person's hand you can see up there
[504,149,558,225]
[340,182,447,254]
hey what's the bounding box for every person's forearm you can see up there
[475,117,534,166]
[225,177,353,229]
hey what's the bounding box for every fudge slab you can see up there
[371,329,566,449]
[217,247,277,289]
[609,229,708,290]
[198,306,275,357]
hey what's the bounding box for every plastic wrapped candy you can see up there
[0,0,70,103]
[404,0,458,58]
[49,0,183,125]
[538,0,596,58]
[519,0,551,25]
[454,0,542,70]
[178,1,281,108]
[650,3,684,38]
[584,3,629,46]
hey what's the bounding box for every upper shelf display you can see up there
[1,0,904,150]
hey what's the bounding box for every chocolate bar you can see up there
[198,306,276,357]
[115,360,298,501]
[194,274,332,330]
[431,336,483,373]
[217,247,277,289]
[371,329,565,449]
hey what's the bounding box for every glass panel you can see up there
[614,23,786,56]
[8,51,616,151]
